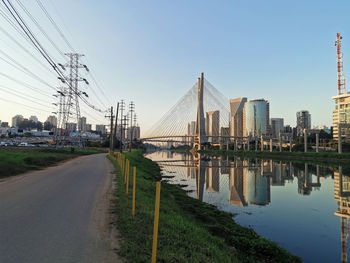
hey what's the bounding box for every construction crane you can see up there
[335,33,346,95]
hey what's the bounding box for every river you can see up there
[145,151,349,263]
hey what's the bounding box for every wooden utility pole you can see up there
[110,106,114,152]
[129,101,135,152]
[113,102,119,151]
[119,100,125,153]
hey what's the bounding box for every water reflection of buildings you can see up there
[151,152,346,262]
[294,164,321,195]
[246,169,271,206]
[229,159,272,207]
[229,160,247,206]
[334,166,350,263]
[175,154,324,207]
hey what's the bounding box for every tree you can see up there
[18,120,43,131]
[44,121,54,131]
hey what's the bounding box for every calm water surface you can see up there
[145,151,350,263]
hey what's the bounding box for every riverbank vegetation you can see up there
[199,149,350,165]
[108,150,301,263]
[0,147,105,178]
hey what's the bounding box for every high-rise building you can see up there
[332,93,350,139]
[245,99,269,137]
[78,117,87,132]
[127,126,141,140]
[86,124,92,132]
[270,118,284,138]
[46,115,57,127]
[296,110,311,136]
[206,110,220,144]
[11,115,23,127]
[96,124,106,135]
[1,122,9,128]
[265,101,271,136]
[187,121,196,144]
[284,125,292,133]
[221,127,230,144]
[66,122,77,131]
[187,121,196,135]
[229,97,247,140]
[29,115,38,123]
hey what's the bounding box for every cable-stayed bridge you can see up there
[142,73,247,150]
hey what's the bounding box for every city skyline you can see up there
[0,1,349,135]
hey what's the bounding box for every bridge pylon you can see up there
[193,73,207,151]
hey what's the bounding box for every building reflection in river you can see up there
[148,151,350,262]
[229,160,247,206]
[334,166,350,263]
[181,154,325,207]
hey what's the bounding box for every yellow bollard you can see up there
[122,157,124,182]
[124,160,127,184]
[132,166,136,217]
[124,158,127,183]
[126,162,130,195]
[151,181,161,263]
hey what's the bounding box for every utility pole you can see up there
[113,102,119,150]
[134,113,137,139]
[105,106,114,152]
[119,100,125,152]
[121,115,128,153]
[133,113,137,126]
[129,101,135,152]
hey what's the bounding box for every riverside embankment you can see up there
[199,149,350,167]
[108,150,301,263]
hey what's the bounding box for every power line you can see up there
[40,0,113,108]
[35,0,75,52]
[0,50,56,89]
[0,97,54,113]
[0,71,53,97]
[2,0,109,117]
[0,24,56,76]
[2,0,58,70]
[14,0,67,61]
[0,5,29,43]
[0,84,54,108]
[27,0,110,112]
[86,70,113,106]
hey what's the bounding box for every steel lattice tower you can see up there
[335,33,346,95]
[62,53,89,146]
[55,86,67,144]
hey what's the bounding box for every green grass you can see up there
[201,149,350,158]
[200,149,350,165]
[0,147,105,178]
[109,150,301,263]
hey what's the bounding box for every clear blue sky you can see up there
[0,0,349,133]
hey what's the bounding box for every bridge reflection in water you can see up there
[146,151,349,263]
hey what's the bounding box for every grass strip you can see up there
[0,148,105,178]
[199,149,350,165]
[109,150,301,263]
